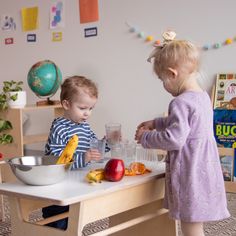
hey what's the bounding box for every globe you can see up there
[27,60,62,105]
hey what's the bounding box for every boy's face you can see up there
[62,90,97,123]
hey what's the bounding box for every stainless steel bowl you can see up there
[8,156,71,186]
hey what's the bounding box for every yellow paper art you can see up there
[52,32,62,42]
[21,7,39,31]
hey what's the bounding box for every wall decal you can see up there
[27,34,36,42]
[21,7,39,31]
[1,15,16,31]
[52,32,62,41]
[84,27,97,37]
[79,0,99,24]
[50,0,65,29]
[5,38,14,45]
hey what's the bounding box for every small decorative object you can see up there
[154,40,161,46]
[214,43,221,49]
[225,38,233,45]
[138,31,145,38]
[2,80,26,109]
[146,35,154,42]
[27,60,62,106]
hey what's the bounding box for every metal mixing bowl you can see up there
[8,156,72,186]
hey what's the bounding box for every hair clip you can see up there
[147,30,177,62]
[162,30,176,42]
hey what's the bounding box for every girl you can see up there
[135,32,230,236]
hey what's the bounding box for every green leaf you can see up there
[0,102,8,110]
[3,80,23,92]
[10,94,18,101]
[0,134,13,144]
[0,120,13,132]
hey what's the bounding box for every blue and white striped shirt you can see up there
[45,117,97,169]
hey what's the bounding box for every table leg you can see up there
[8,197,86,236]
[66,202,87,236]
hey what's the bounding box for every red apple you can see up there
[104,158,125,182]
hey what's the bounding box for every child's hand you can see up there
[85,149,101,163]
[135,127,146,143]
[137,120,155,131]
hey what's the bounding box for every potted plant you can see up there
[0,93,13,144]
[3,80,26,108]
[0,118,13,144]
[0,80,25,144]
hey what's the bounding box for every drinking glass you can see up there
[90,138,106,163]
[105,123,121,146]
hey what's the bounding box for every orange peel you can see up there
[125,162,151,176]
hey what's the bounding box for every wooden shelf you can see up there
[225,181,236,193]
[1,105,63,158]
[21,104,62,111]
[23,134,48,145]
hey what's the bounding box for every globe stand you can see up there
[36,98,60,106]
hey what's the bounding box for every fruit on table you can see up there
[104,158,125,182]
[86,169,105,183]
[56,135,79,164]
[125,162,151,176]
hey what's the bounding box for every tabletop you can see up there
[0,161,165,206]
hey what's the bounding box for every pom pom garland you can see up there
[126,22,236,50]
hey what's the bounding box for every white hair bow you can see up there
[147,30,176,62]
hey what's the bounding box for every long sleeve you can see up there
[45,118,97,169]
[141,99,191,151]
[154,117,169,131]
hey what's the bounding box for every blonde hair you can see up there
[60,75,98,103]
[152,40,200,78]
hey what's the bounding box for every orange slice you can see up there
[129,162,146,175]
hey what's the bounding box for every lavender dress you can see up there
[141,91,230,222]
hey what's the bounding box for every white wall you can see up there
[1,0,236,150]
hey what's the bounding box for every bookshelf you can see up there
[211,75,236,193]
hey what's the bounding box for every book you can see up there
[213,109,236,148]
[213,73,236,109]
[218,148,234,182]
[234,149,236,182]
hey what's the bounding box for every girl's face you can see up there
[158,71,179,97]
[62,91,97,123]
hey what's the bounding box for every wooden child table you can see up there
[0,162,177,236]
